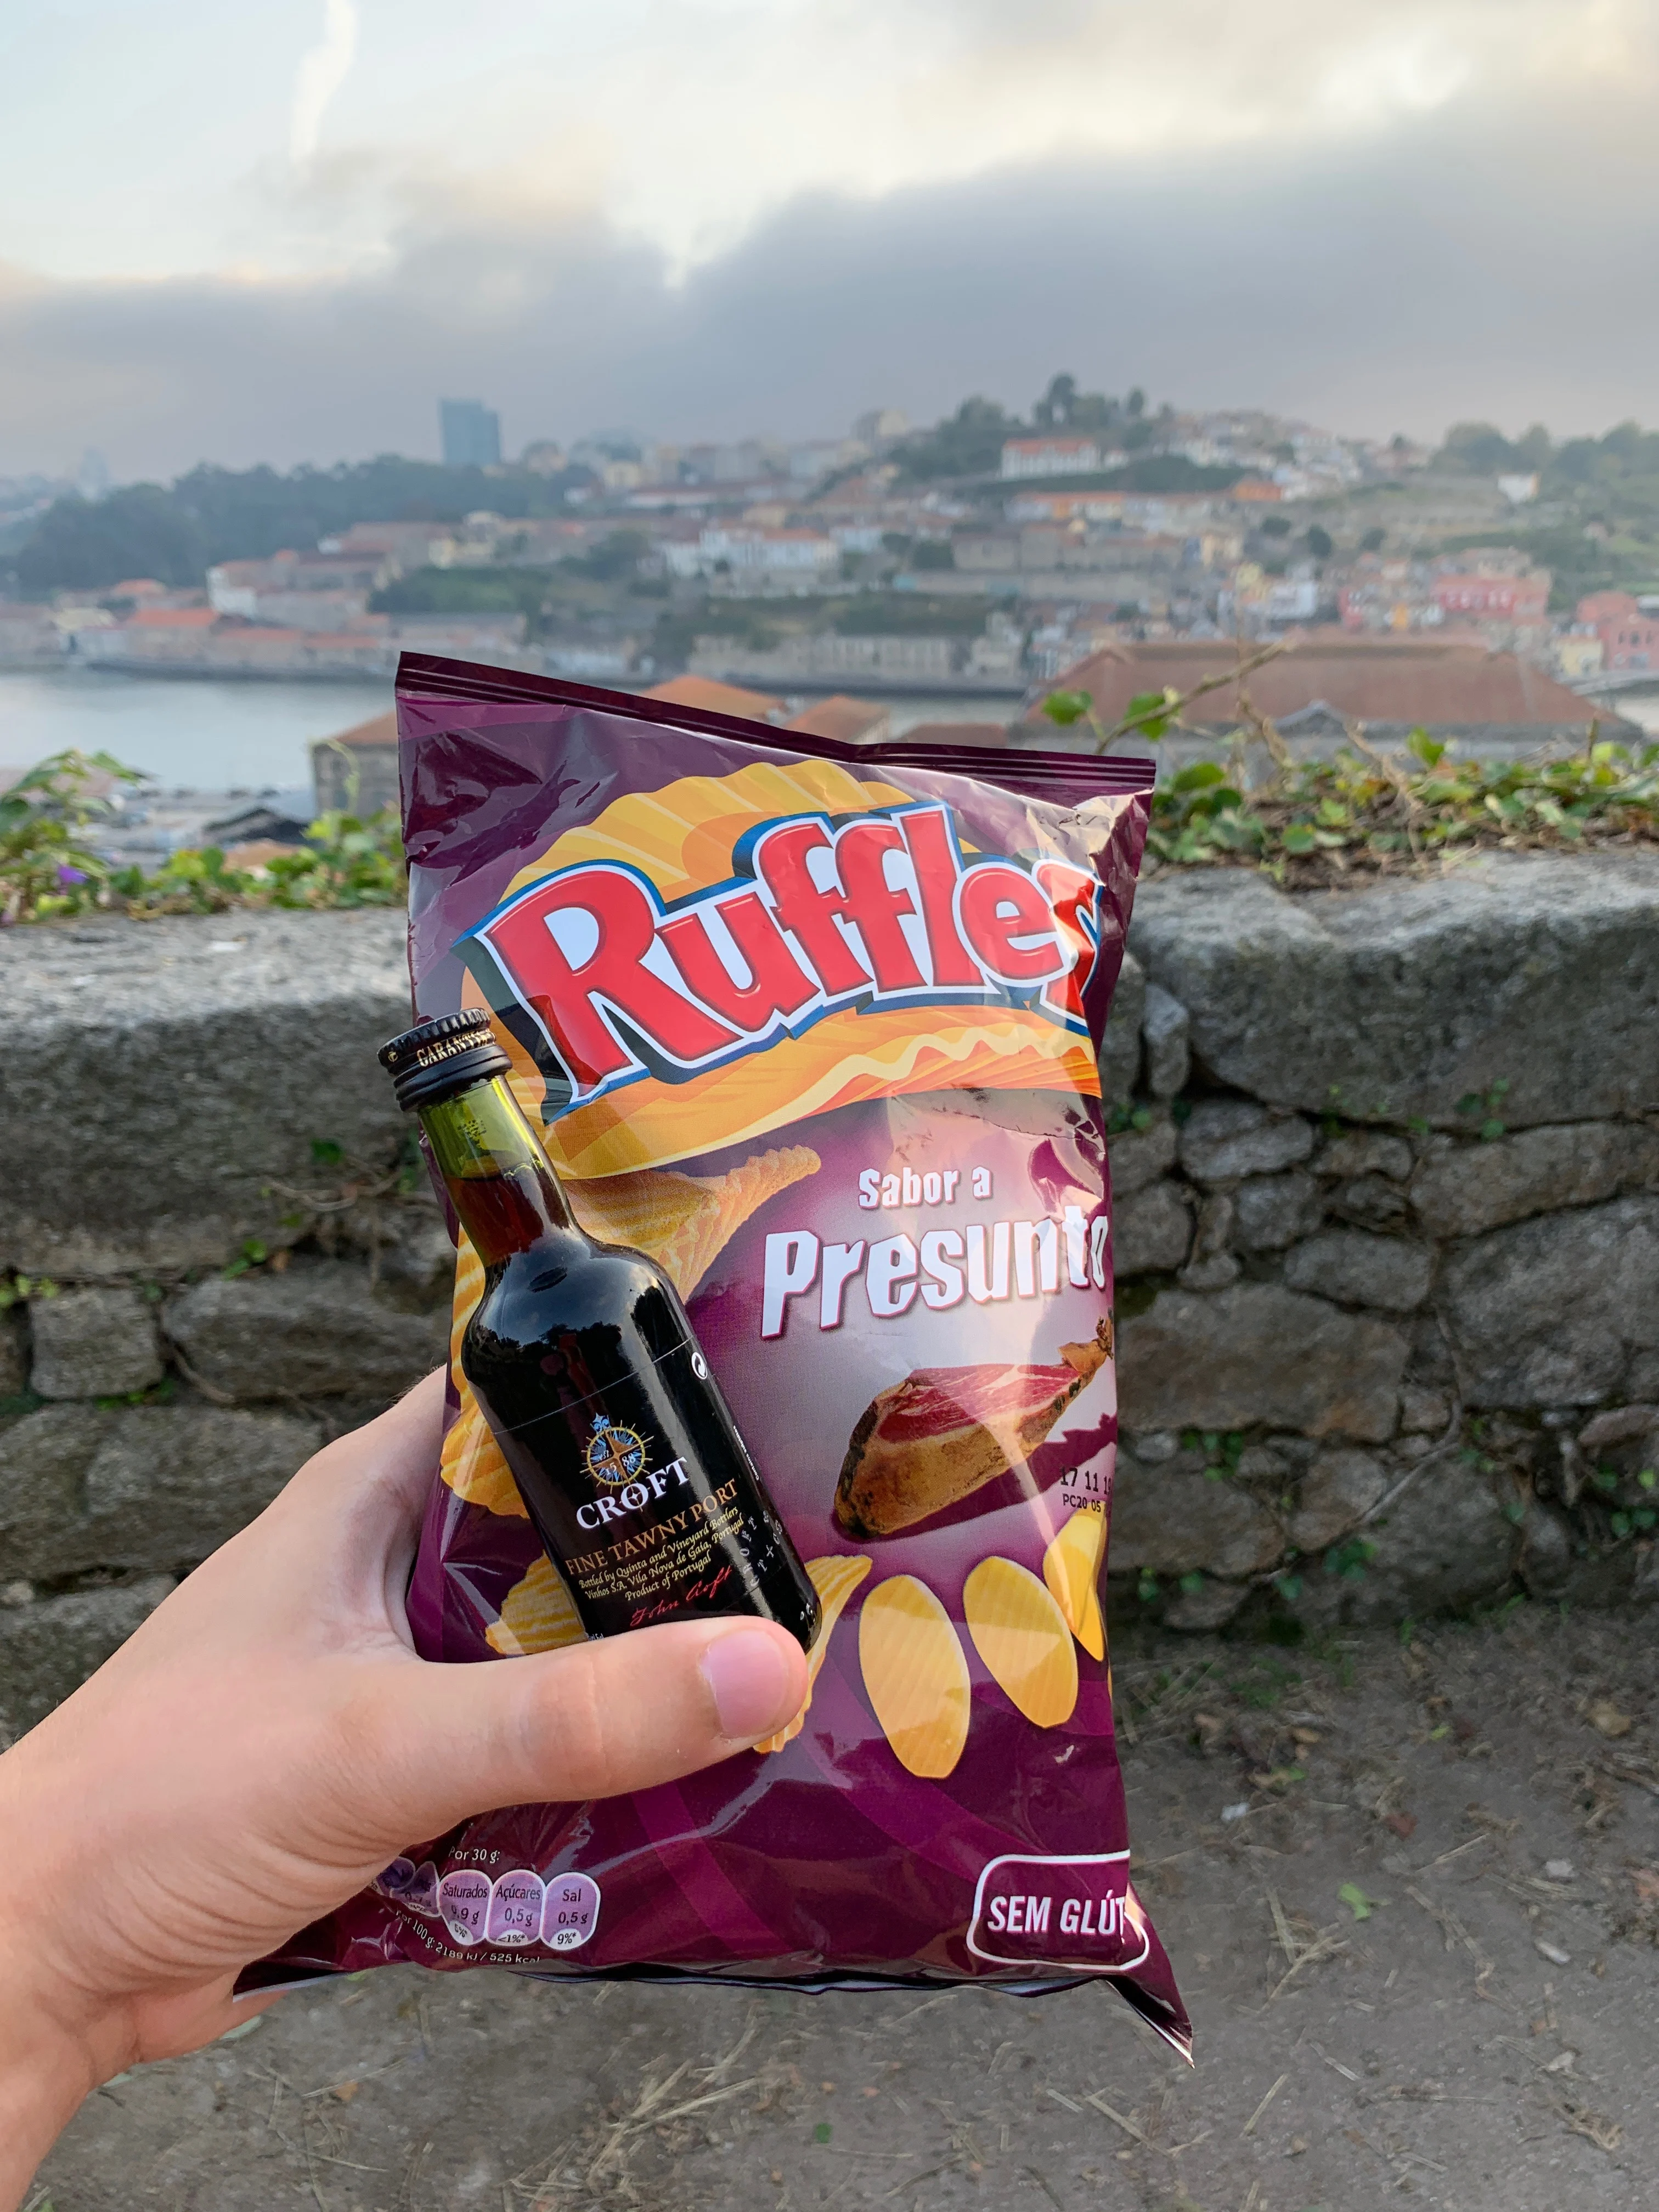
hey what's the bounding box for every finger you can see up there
[242,1368,447,1602]
[356,1617,808,1842]
[289,1366,448,1526]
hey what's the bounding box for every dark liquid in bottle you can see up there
[463,1234,820,1648]
[380,1022,821,1655]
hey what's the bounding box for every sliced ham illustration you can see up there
[834,1318,1113,1539]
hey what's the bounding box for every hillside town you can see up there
[2,394,1655,768]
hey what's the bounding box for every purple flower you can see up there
[57,864,89,886]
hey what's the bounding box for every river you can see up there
[0,668,390,793]
[0,668,1024,795]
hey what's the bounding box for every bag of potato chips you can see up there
[264,654,1188,2051]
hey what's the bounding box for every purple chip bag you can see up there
[253,656,1189,2056]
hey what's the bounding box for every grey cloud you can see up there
[2,92,1656,480]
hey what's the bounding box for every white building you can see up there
[1000,437,1105,481]
[663,527,840,582]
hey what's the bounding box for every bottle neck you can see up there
[417,1075,585,1267]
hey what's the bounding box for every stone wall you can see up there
[1104,850,1659,1633]
[4,855,1658,1734]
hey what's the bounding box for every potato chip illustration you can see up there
[486,1554,586,1656]
[568,1146,820,1299]
[757,1553,873,1754]
[963,1558,1079,1729]
[857,1575,972,1779]
[1043,1504,1107,1661]
[439,1389,528,1520]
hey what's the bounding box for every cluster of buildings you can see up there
[4,398,1656,710]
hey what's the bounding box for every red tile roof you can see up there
[1023,634,1602,729]
[646,674,783,721]
[128,606,219,630]
[320,710,398,748]
[785,695,891,744]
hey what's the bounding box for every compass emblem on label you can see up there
[585,1413,648,1487]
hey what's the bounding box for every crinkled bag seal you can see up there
[252,654,1189,2057]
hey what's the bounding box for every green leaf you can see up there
[1338,1882,1377,1921]
[1178,1572,1205,1594]
[814,2122,833,2145]
[1041,689,1092,727]
[310,1138,346,1166]
[1280,824,1318,855]
[1638,1469,1656,1491]
[1171,760,1226,792]
[1121,688,1175,739]
[1405,727,1446,767]
[1479,1118,1506,1142]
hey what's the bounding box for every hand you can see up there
[0,1370,806,2208]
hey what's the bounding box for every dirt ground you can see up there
[31,1605,1659,2212]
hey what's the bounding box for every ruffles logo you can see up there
[461,800,1100,1112]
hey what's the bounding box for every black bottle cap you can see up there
[380,1008,512,1112]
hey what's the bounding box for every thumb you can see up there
[359,1617,809,1846]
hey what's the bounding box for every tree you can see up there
[1360,526,1386,552]
[1034,374,1078,429]
[16,487,208,593]
[1126,387,1145,418]
[892,397,1020,481]
[1305,524,1334,561]
[1439,421,1520,474]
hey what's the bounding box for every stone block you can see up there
[165,1262,447,1402]
[1410,1121,1659,1242]
[27,1287,163,1401]
[0,909,413,1277]
[374,1209,459,1308]
[1328,1176,1408,1231]
[1192,1192,1234,1259]
[0,1312,25,1401]
[1282,1229,1432,1312]
[1129,852,1659,1131]
[1178,1254,1242,1291]
[1117,1282,1407,1441]
[0,1403,321,1578]
[1099,950,1145,1106]
[1161,1577,1251,1632]
[1517,1504,1639,1606]
[1177,1099,1314,1184]
[1316,1131,1414,1182]
[1108,1451,1284,1578]
[1113,1183,1192,1278]
[1107,1113,1177,1196]
[1296,1459,1520,1625]
[1399,1385,1452,1435]
[1288,1447,1391,1553]
[0,1577,174,1740]
[1234,1172,1323,1252]
[1141,984,1190,1098]
[1439,1196,1659,1408]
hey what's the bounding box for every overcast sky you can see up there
[2,0,1656,481]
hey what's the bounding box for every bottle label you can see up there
[492,1336,792,1637]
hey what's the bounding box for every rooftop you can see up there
[318,710,397,750]
[784,695,891,745]
[1025,634,1615,731]
[645,674,783,722]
